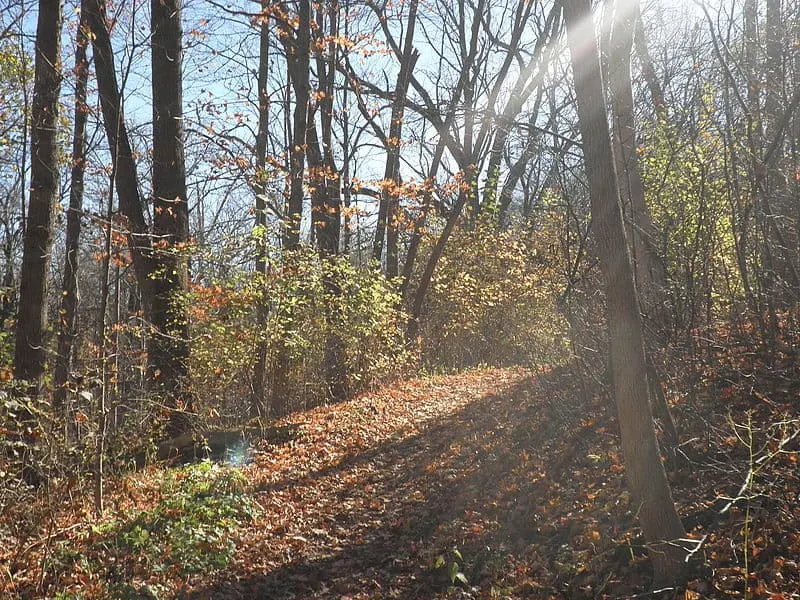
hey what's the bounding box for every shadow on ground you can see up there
[183,369,647,600]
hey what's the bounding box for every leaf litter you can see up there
[1,365,798,599]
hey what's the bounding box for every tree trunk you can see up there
[563,0,686,587]
[309,1,346,402]
[372,0,419,274]
[607,0,668,326]
[54,4,90,418]
[607,0,679,454]
[251,2,270,418]
[272,0,312,417]
[633,14,666,118]
[406,191,469,346]
[13,0,64,390]
[85,0,155,309]
[150,0,192,436]
[282,0,311,251]
[88,0,191,435]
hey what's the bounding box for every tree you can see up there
[280,0,311,251]
[53,4,90,417]
[87,0,192,436]
[307,0,346,401]
[149,0,192,434]
[371,0,419,276]
[605,0,667,323]
[13,0,63,390]
[562,0,686,586]
[250,0,271,417]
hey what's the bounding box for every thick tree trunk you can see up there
[309,1,346,402]
[607,0,679,454]
[272,0,312,417]
[89,0,191,435]
[13,0,64,390]
[150,0,192,436]
[607,0,668,325]
[54,5,90,417]
[563,0,686,587]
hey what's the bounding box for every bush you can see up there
[418,221,570,370]
[187,245,409,418]
[88,462,256,579]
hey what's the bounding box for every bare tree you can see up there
[563,0,686,586]
[54,4,90,417]
[149,0,192,434]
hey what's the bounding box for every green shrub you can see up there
[93,462,256,577]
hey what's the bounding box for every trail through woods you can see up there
[3,367,799,598]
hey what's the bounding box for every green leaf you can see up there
[448,561,459,583]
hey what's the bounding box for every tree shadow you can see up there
[183,368,634,600]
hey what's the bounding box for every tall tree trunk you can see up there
[563,0,686,586]
[282,0,311,251]
[607,0,679,454]
[85,0,155,310]
[607,0,668,325]
[150,0,192,436]
[88,0,192,435]
[374,0,419,276]
[310,1,346,401]
[251,3,270,418]
[743,0,780,345]
[763,0,796,299]
[272,0,312,417]
[14,0,64,390]
[54,5,90,418]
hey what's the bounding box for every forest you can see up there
[0,0,799,597]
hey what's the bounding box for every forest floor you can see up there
[2,363,799,599]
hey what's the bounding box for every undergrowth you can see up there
[47,462,256,598]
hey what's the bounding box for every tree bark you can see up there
[85,0,155,308]
[150,0,192,436]
[281,0,311,251]
[373,0,419,276]
[607,0,668,325]
[54,4,90,417]
[308,1,346,402]
[13,0,64,390]
[272,0,312,417]
[88,0,191,435]
[251,2,270,418]
[563,0,686,586]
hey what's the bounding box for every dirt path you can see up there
[5,366,798,598]
[186,367,636,599]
